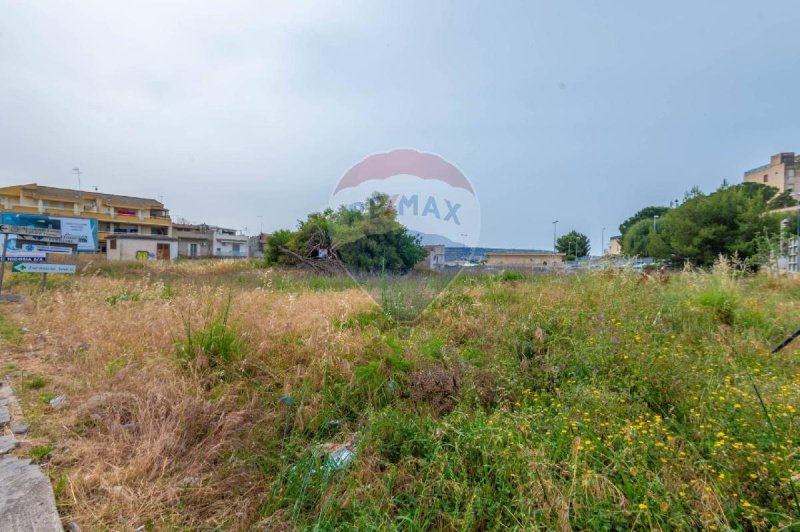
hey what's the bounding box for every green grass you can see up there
[0,310,23,345]
[29,445,55,462]
[175,294,244,381]
[25,375,47,389]
[8,261,800,529]
[253,264,800,530]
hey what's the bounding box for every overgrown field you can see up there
[0,260,799,530]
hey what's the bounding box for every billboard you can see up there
[1,212,98,254]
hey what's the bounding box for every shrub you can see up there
[176,296,243,378]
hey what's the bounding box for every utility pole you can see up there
[257,215,264,234]
[552,220,559,256]
[72,167,83,191]
[601,227,606,256]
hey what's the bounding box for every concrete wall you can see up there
[177,239,212,258]
[743,153,800,193]
[486,253,564,267]
[107,239,178,261]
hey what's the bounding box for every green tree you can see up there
[665,183,781,266]
[621,217,670,259]
[265,192,426,274]
[264,229,296,265]
[556,231,590,260]
[768,190,798,209]
[618,206,669,237]
[332,193,426,272]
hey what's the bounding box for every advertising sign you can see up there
[1,213,98,252]
[0,223,61,239]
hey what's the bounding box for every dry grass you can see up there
[0,259,797,529]
[1,262,374,529]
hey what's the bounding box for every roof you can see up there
[744,163,771,177]
[106,234,177,241]
[0,183,164,209]
[173,223,210,230]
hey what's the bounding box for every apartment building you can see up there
[607,236,622,256]
[173,223,249,258]
[0,183,171,252]
[173,223,214,258]
[212,226,249,258]
[743,152,800,193]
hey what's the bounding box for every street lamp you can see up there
[552,220,559,255]
[601,227,606,256]
[72,167,82,191]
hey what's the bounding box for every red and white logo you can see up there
[330,148,480,249]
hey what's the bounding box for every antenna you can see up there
[72,167,82,190]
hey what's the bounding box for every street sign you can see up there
[15,240,75,255]
[11,263,76,274]
[0,224,61,239]
[1,256,46,263]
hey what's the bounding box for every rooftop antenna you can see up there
[72,167,82,190]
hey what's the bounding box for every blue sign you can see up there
[1,212,98,252]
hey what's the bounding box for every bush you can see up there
[176,296,243,379]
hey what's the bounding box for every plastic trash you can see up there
[49,394,65,407]
[324,447,354,472]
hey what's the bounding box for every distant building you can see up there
[0,183,171,252]
[173,223,249,258]
[106,234,177,261]
[774,208,800,273]
[211,226,249,258]
[419,244,446,270]
[486,251,565,268]
[248,233,269,259]
[743,152,800,193]
[607,236,622,256]
[744,154,800,272]
[173,223,213,258]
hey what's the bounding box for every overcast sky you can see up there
[2,1,799,251]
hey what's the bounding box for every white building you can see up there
[211,226,249,258]
[106,234,178,261]
[420,245,446,270]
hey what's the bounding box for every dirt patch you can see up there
[409,365,462,414]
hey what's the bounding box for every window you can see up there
[763,175,768,183]
[109,240,117,250]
